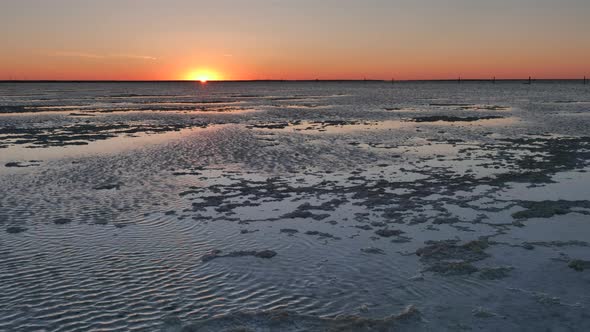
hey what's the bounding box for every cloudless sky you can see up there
[1,0,589,80]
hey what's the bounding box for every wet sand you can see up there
[1,81,589,331]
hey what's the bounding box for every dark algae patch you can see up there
[53,218,72,225]
[304,230,340,240]
[361,247,385,255]
[93,183,122,190]
[281,210,330,220]
[6,226,27,234]
[0,105,38,113]
[512,200,590,220]
[478,267,514,280]
[201,249,277,262]
[425,261,479,276]
[375,228,404,237]
[280,228,299,235]
[409,116,503,123]
[5,161,42,168]
[417,239,490,275]
[416,239,489,262]
[568,260,590,272]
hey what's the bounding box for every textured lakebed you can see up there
[1,82,589,331]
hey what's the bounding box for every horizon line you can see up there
[1,77,589,83]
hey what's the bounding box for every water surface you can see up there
[1,81,590,331]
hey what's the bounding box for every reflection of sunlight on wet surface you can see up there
[290,120,409,133]
[0,126,216,166]
[251,117,520,135]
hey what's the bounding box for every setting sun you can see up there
[185,69,221,82]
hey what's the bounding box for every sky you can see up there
[1,0,589,80]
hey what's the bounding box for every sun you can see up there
[185,69,221,83]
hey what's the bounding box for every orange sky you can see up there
[1,0,589,80]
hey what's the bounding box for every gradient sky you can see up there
[1,0,589,80]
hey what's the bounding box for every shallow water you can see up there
[1,81,590,331]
